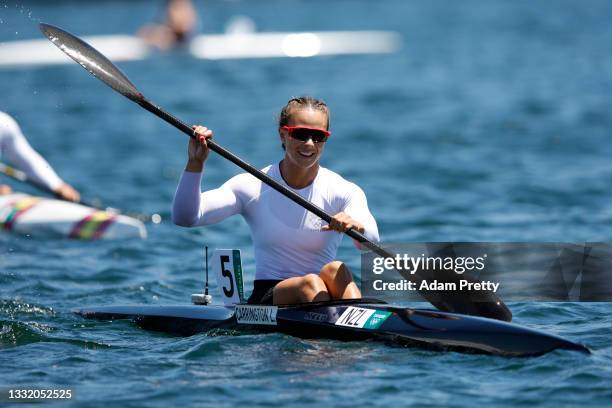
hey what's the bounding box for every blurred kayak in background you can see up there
[0,193,146,239]
[0,30,401,67]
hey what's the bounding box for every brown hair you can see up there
[278,96,330,130]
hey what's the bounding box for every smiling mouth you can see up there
[298,151,315,158]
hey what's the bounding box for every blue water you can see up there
[1,0,611,406]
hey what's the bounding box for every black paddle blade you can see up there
[39,23,142,102]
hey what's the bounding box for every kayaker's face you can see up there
[280,108,328,170]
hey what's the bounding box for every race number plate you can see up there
[212,249,244,306]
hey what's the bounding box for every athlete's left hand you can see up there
[322,212,365,233]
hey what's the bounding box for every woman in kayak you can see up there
[172,97,379,304]
[0,111,80,202]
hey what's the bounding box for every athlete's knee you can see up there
[320,261,351,281]
[298,274,329,302]
[301,273,327,292]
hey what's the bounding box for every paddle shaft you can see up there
[0,161,152,222]
[138,98,388,255]
[0,162,98,206]
[0,163,81,201]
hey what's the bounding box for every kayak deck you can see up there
[74,299,589,357]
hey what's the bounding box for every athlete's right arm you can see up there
[172,170,245,226]
[172,126,246,227]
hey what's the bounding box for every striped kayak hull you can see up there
[0,193,146,240]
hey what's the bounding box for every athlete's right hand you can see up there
[187,125,213,172]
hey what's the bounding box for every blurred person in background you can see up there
[139,0,198,49]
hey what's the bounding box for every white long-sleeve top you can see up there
[0,111,63,190]
[172,163,379,280]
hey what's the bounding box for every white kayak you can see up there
[0,35,150,67]
[0,30,401,67]
[189,31,401,60]
[0,193,147,240]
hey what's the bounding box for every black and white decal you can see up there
[235,305,278,325]
[335,306,376,328]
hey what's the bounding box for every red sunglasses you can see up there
[281,125,331,143]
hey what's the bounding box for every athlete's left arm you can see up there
[341,184,380,248]
[1,114,64,191]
